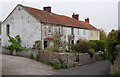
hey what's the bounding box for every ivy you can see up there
[4,35,27,55]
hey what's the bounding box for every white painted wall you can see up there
[64,27,71,43]
[2,6,42,48]
[74,28,89,43]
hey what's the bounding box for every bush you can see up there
[113,72,120,77]
[35,53,40,61]
[89,41,97,51]
[33,41,42,50]
[4,35,27,55]
[89,49,95,58]
[71,39,90,53]
[89,40,105,52]
[89,49,95,54]
[53,63,61,70]
[30,53,34,59]
[43,47,62,53]
[106,30,120,64]
[61,63,67,69]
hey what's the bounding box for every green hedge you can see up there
[89,40,105,52]
[71,39,90,53]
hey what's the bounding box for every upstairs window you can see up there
[71,28,74,35]
[91,32,92,37]
[6,24,10,35]
[48,25,52,34]
[83,30,86,35]
[58,27,63,35]
[97,32,98,36]
[78,29,79,35]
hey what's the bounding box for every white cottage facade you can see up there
[1,4,100,49]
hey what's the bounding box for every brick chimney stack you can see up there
[72,13,79,20]
[85,17,89,23]
[43,6,51,13]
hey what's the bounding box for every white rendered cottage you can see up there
[1,4,100,49]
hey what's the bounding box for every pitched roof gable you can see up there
[19,4,98,30]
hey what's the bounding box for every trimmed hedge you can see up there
[89,40,105,52]
[71,39,90,53]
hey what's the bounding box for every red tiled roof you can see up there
[19,4,98,30]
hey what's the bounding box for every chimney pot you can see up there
[85,17,89,23]
[72,13,79,20]
[43,6,51,13]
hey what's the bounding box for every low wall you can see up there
[2,48,103,68]
[39,51,76,67]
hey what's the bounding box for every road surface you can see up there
[2,54,55,75]
[55,60,111,75]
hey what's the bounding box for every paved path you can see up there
[55,60,111,75]
[2,54,55,75]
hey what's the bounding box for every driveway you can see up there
[2,54,55,75]
[56,60,111,75]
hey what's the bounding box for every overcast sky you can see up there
[0,0,119,34]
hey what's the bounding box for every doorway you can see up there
[44,40,48,49]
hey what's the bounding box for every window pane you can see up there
[6,24,10,35]
[71,28,74,35]
[48,26,51,34]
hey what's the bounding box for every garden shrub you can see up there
[113,72,120,77]
[33,41,42,50]
[30,53,34,59]
[43,47,62,53]
[89,49,95,58]
[106,30,120,64]
[71,39,90,53]
[53,63,61,70]
[4,35,27,55]
[89,41,97,51]
[89,40,105,52]
[89,49,95,54]
[61,63,67,69]
[35,53,40,61]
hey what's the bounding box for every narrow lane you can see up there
[56,60,111,75]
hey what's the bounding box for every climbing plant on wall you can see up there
[4,35,27,55]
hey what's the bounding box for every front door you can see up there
[44,40,48,49]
